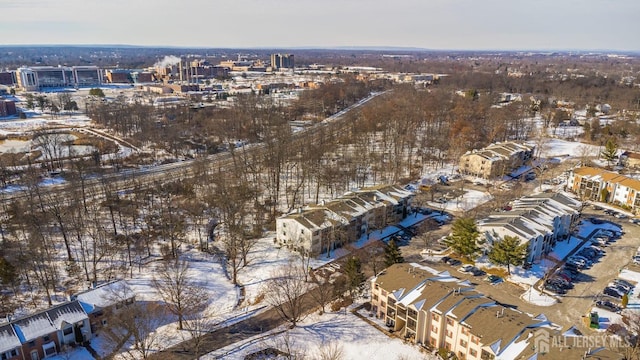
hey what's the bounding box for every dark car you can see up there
[470,267,486,276]
[485,275,503,284]
[595,300,622,313]
[545,283,567,294]
[447,258,462,266]
[440,256,451,263]
[603,287,624,299]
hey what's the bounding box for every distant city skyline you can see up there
[1,0,639,52]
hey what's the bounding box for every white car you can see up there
[458,264,474,273]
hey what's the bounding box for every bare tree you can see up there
[153,259,207,330]
[264,261,310,328]
[316,341,345,360]
[103,302,170,360]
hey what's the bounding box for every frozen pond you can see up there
[0,139,31,153]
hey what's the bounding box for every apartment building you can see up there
[567,166,640,213]
[271,54,295,70]
[0,280,134,360]
[477,192,582,263]
[459,142,535,179]
[370,263,552,359]
[276,185,413,255]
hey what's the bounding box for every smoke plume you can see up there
[154,55,181,68]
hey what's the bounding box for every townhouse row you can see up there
[567,166,640,213]
[0,280,134,360]
[275,185,413,255]
[371,263,624,360]
[477,192,582,263]
[459,141,535,179]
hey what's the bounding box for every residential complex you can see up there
[275,185,413,255]
[477,192,582,263]
[371,263,624,360]
[459,142,535,179]
[567,166,640,213]
[0,281,133,360]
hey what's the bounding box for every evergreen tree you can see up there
[488,235,528,275]
[601,137,618,167]
[343,256,365,297]
[443,217,482,260]
[89,88,106,97]
[384,238,404,267]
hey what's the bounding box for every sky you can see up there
[1,0,639,51]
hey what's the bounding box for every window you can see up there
[446,317,454,326]
[469,349,478,357]
[430,337,437,346]
[43,335,50,342]
[460,339,468,348]
[28,341,35,348]
[431,325,438,334]
[372,294,378,301]
[407,318,417,330]
[446,330,452,338]
[63,327,73,336]
[471,335,479,345]
[461,326,470,335]
[432,313,440,322]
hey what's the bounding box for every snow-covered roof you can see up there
[74,280,134,313]
[0,323,21,353]
[12,300,88,342]
[13,312,57,343]
[46,300,88,329]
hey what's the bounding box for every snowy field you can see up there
[202,307,436,360]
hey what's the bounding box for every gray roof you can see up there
[46,300,87,329]
[0,323,20,353]
[12,301,88,342]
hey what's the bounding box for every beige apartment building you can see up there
[371,263,553,360]
[459,142,535,179]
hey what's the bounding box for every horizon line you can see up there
[1,44,639,54]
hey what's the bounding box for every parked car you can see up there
[447,258,462,266]
[458,264,474,273]
[613,279,634,290]
[629,218,640,225]
[470,267,485,276]
[633,256,640,265]
[440,256,451,263]
[590,218,604,224]
[485,275,503,284]
[545,283,567,294]
[603,287,625,299]
[595,300,622,313]
[592,205,603,210]
[609,282,632,294]
[615,213,628,219]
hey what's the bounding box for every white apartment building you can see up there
[477,192,582,263]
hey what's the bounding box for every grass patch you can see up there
[482,266,509,278]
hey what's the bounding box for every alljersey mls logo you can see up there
[533,329,550,353]
[532,328,630,353]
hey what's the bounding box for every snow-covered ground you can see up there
[427,188,492,213]
[201,305,436,360]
